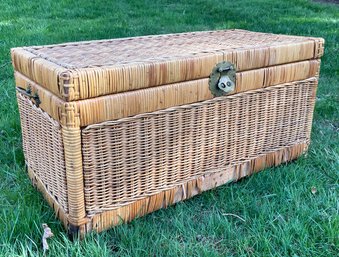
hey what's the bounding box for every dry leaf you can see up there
[311,186,317,195]
[42,223,54,253]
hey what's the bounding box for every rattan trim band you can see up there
[14,60,320,127]
[85,77,317,129]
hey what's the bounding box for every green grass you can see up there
[0,0,338,256]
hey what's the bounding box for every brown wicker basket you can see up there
[11,29,324,237]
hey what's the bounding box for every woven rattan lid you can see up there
[11,29,324,101]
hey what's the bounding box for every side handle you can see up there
[16,86,41,107]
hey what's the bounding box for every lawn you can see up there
[0,0,338,256]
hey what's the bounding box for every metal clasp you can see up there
[209,62,236,97]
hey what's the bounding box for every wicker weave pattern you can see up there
[17,93,68,212]
[81,78,317,214]
[24,30,319,68]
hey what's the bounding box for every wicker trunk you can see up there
[11,29,324,237]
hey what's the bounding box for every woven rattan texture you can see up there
[25,30,319,69]
[17,94,68,212]
[81,79,317,215]
[12,30,323,101]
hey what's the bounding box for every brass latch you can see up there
[209,62,236,97]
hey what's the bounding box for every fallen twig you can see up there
[221,213,246,222]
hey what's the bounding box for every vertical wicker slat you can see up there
[60,103,88,234]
